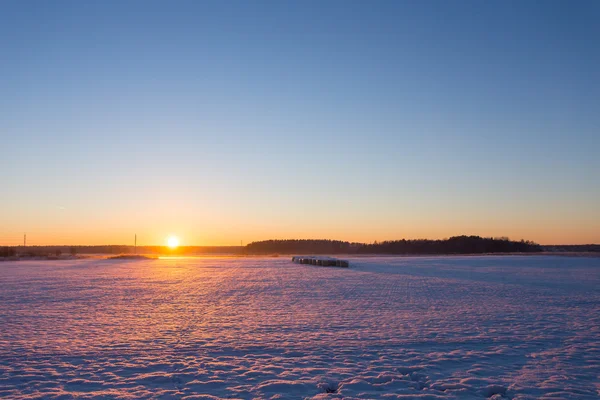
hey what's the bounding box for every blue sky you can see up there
[1,0,599,245]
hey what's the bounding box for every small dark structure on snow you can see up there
[292,256,349,268]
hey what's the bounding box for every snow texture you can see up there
[0,256,599,399]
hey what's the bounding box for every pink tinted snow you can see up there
[0,256,599,399]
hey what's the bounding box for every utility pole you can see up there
[135,234,137,255]
[24,233,26,247]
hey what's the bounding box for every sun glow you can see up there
[167,236,180,249]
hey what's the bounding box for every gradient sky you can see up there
[1,0,599,246]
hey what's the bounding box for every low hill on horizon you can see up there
[4,237,600,258]
[245,236,544,255]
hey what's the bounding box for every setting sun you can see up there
[167,236,180,248]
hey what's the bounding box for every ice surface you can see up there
[0,256,599,399]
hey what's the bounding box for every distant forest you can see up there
[245,240,360,255]
[543,244,600,252]
[1,245,242,257]
[3,237,600,258]
[245,236,544,255]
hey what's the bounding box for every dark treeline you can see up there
[544,244,600,252]
[3,245,243,256]
[245,236,543,255]
[8,239,598,258]
[0,247,16,257]
[245,239,362,255]
[357,236,542,254]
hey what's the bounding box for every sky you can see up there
[1,0,599,246]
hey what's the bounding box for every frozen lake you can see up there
[0,256,599,399]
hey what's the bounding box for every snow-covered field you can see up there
[0,256,599,399]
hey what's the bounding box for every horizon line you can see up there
[4,240,599,247]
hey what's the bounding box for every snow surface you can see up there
[0,255,599,399]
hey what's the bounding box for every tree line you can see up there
[0,245,243,257]
[245,239,362,255]
[245,236,544,255]
[0,247,16,257]
[7,238,600,258]
[544,244,600,252]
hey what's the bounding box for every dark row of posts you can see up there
[291,256,349,268]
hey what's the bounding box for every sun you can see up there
[167,236,180,249]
